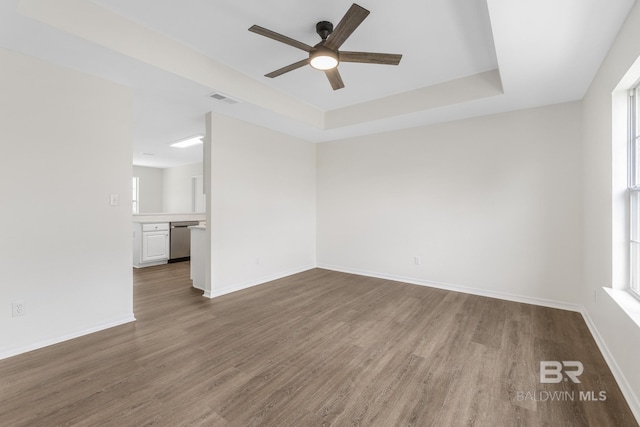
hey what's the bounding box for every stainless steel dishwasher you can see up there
[169,221,199,262]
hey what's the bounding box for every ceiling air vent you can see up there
[209,92,240,105]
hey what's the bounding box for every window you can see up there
[629,83,640,297]
[132,176,139,214]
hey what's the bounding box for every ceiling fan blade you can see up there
[325,68,345,90]
[324,4,370,51]
[339,51,402,65]
[249,25,312,52]
[265,58,310,78]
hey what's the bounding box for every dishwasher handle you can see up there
[170,221,199,229]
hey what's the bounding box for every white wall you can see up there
[582,0,640,417]
[163,162,203,213]
[317,102,583,305]
[205,113,316,297]
[0,47,134,359]
[133,165,163,213]
[132,163,203,213]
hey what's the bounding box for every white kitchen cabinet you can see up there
[133,222,170,268]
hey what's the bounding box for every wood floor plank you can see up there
[0,264,636,426]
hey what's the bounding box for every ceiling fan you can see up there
[248,3,402,90]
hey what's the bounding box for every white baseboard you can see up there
[580,308,640,423]
[0,314,136,361]
[317,263,583,312]
[317,263,639,424]
[203,264,316,299]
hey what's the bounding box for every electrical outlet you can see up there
[12,300,25,317]
[255,257,261,265]
[414,256,421,265]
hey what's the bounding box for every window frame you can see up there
[629,83,640,298]
[132,176,140,214]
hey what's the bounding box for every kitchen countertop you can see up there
[133,213,205,223]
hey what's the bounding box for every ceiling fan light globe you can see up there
[310,55,338,70]
[309,46,339,70]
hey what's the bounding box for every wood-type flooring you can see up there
[0,264,637,426]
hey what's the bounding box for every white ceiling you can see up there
[0,0,636,167]
[93,0,499,110]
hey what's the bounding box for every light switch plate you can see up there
[110,193,119,206]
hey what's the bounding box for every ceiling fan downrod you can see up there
[316,21,333,40]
